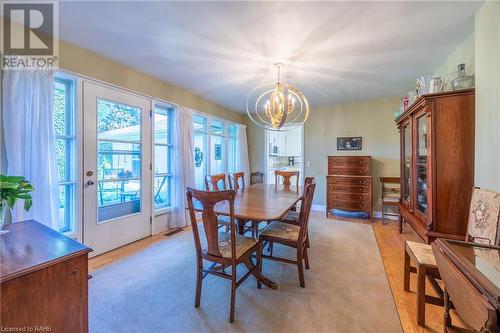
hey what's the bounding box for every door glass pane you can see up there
[210,135,225,174]
[97,98,142,222]
[97,99,141,142]
[194,132,207,189]
[417,116,428,214]
[98,141,141,180]
[403,125,411,203]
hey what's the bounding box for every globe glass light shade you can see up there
[246,82,309,131]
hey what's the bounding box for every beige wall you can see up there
[246,96,401,209]
[59,40,244,124]
[304,97,401,208]
[435,33,475,77]
[474,1,500,192]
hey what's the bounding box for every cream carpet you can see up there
[89,217,402,333]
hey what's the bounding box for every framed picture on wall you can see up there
[214,144,222,160]
[337,137,362,150]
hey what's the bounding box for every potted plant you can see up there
[0,175,34,234]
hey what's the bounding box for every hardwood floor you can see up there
[89,212,467,333]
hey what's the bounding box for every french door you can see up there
[83,81,152,256]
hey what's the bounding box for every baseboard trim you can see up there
[311,205,399,221]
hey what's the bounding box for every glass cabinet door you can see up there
[402,123,411,206]
[416,115,428,215]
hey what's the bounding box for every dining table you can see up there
[191,183,303,289]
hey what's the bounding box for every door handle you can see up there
[87,180,95,186]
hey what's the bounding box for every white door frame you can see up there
[82,81,152,256]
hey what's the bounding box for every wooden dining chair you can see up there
[259,181,316,288]
[250,171,264,185]
[228,172,245,191]
[205,174,227,191]
[281,177,315,247]
[403,187,500,326]
[186,187,262,323]
[274,170,300,188]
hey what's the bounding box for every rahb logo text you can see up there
[1,1,59,70]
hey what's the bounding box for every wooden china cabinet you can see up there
[395,89,475,244]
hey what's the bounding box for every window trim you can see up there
[54,75,77,234]
[152,102,174,212]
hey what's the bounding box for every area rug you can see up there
[89,217,402,333]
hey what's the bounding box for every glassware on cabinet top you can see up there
[416,74,433,96]
[429,76,445,93]
[449,63,474,90]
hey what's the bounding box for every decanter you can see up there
[451,63,474,90]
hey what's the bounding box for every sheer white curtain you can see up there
[2,69,60,229]
[171,106,195,228]
[236,124,251,186]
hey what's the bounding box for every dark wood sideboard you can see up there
[326,156,373,219]
[395,89,475,243]
[1,220,92,333]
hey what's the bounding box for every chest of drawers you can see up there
[326,156,373,219]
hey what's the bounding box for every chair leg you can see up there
[297,251,305,288]
[443,288,451,330]
[306,232,311,248]
[195,263,203,307]
[399,215,404,233]
[230,264,237,323]
[404,249,411,292]
[416,264,426,327]
[303,247,310,269]
[256,243,262,289]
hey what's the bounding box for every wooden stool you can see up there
[404,241,443,327]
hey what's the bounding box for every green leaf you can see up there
[0,182,19,189]
[24,198,32,211]
[0,175,25,183]
[6,196,16,208]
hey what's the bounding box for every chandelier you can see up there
[246,63,309,131]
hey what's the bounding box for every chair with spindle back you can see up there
[186,188,262,323]
[228,172,245,191]
[250,172,264,185]
[205,174,227,191]
[260,180,316,287]
[403,187,500,326]
[275,170,299,188]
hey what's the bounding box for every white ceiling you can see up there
[58,1,481,112]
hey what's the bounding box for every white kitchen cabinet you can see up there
[284,126,302,156]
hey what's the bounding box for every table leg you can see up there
[236,218,246,235]
[243,257,278,290]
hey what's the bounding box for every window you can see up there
[153,104,174,210]
[192,114,239,189]
[53,77,76,233]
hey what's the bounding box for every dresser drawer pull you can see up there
[359,180,369,185]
